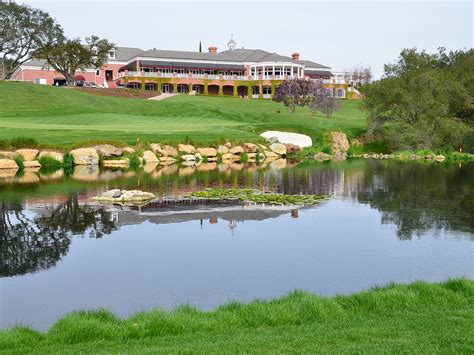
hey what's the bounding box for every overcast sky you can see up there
[18,0,473,78]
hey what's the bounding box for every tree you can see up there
[308,79,341,118]
[39,35,115,86]
[273,78,312,113]
[361,48,472,151]
[0,1,63,80]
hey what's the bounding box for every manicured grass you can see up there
[0,82,367,148]
[1,279,473,353]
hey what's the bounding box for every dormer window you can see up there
[108,50,116,59]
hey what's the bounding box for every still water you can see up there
[0,159,472,330]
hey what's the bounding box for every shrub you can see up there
[13,155,24,170]
[63,152,75,173]
[38,155,62,169]
[128,154,140,170]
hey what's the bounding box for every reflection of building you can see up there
[11,36,362,99]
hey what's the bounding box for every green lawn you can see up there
[1,279,472,353]
[0,82,367,148]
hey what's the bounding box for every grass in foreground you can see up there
[0,82,366,148]
[1,279,473,353]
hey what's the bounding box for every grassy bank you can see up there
[1,279,473,353]
[0,82,366,148]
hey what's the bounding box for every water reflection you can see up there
[0,194,116,277]
[0,159,472,278]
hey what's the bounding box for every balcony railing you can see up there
[114,71,344,84]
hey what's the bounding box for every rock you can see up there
[435,155,446,162]
[314,152,332,161]
[159,156,177,165]
[284,144,301,154]
[267,136,280,144]
[93,189,156,203]
[260,131,312,148]
[122,146,136,154]
[424,154,435,160]
[0,169,17,179]
[243,143,259,153]
[94,144,122,157]
[195,152,203,161]
[181,154,196,161]
[150,143,162,154]
[224,142,232,148]
[102,158,130,168]
[0,159,19,170]
[217,145,229,154]
[16,149,39,161]
[0,151,17,159]
[38,150,63,162]
[222,153,241,161]
[160,145,177,157]
[179,166,195,175]
[246,153,257,159]
[197,147,217,157]
[23,160,41,168]
[230,146,244,154]
[70,148,99,165]
[270,143,287,156]
[230,162,244,170]
[178,144,195,154]
[264,150,279,158]
[330,132,350,159]
[258,144,269,151]
[161,164,178,175]
[207,156,218,162]
[142,150,159,163]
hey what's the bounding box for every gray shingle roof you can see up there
[114,47,144,61]
[137,48,329,68]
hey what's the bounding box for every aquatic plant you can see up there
[184,188,327,205]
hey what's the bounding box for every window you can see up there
[108,50,115,59]
[263,87,272,95]
[337,89,345,98]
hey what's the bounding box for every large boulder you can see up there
[178,144,195,154]
[38,150,63,162]
[222,153,241,162]
[263,150,279,158]
[270,143,287,156]
[143,150,159,163]
[217,145,229,154]
[150,143,162,154]
[243,143,259,153]
[161,145,178,157]
[0,151,17,159]
[181,154,196,161]
[330,132,350,159]
[16,149,39,161]
[94,144,122,157]
[122,146,136,154]
[230,146,244,154]
[197,147,217,157]
[70,148,100,165]
[93,189,156,203]
[0,159,19,170]
[260,131,312,148]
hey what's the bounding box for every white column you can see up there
[272,65,275,78]
[262,65,265,79]
[291,65,294,78]
[282,65,285,79]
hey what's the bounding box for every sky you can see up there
[17,0,474,78]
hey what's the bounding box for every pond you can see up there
[0,159,473,330]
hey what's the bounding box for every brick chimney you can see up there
[208,46,217,54]
[291,52,300,61]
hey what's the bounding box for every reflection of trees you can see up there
[0,193,116,277]
[346,160,474,240]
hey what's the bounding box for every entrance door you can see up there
[105,70,113,82]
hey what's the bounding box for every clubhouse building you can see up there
[10,37,364,99]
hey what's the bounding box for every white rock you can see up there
[260,131,312,148]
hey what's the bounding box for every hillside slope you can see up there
[0,82,366,147]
